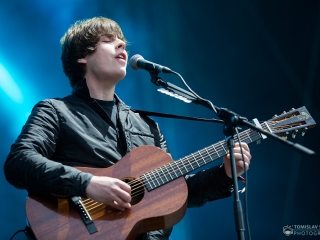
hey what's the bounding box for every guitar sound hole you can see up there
[122,177,144,205]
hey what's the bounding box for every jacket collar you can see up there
[72,79,91,99]
[72,78,128,109]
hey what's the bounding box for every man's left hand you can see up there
[223,142,251,178]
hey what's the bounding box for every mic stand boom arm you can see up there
[150,73,315,157]
[150,73,212,108]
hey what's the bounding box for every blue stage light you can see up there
[0,63,23,104]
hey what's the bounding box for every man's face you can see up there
[80,35,128,84]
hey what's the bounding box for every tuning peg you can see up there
[292,130,298,139]
[291,108,295,110]
[302,127,307,136]
[282,132,289,140]
[273,114,278,118]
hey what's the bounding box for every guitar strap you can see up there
[132,109,224,123]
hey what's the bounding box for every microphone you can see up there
[129,54,173,73]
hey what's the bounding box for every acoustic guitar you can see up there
[25,106,315,239]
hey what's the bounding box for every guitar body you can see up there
[26,146,188,240]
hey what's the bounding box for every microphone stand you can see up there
[218,108,247,240]
[148,72,315,240]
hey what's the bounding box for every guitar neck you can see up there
[142,122,268,191]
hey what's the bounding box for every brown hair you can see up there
[60,17,127,87]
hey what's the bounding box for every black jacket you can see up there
[4,79,233,239]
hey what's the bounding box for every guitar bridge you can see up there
[71,196,98,235]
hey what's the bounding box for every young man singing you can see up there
[4,17,251,239]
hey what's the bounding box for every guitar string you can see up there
[115,118,286,196]
[82,199,105,212]
[128,125,265,194]
[82,121,277,211]
[131,139,255,198]
[87,120,295,212]
[130,122,269,190]
[131,119,301,196]
[115,133,258,202]
[81,130,255,212]
[83,200,103,211]
[83,118,303,212]
[81,118,300,212]
[137,127,263,189]
[124,127,263,199]
[84,119,301,212]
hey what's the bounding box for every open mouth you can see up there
[116,53,127,62]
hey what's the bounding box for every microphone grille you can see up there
[129,54,144,70]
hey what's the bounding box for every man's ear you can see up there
[77,58,87,64]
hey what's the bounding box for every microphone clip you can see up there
[149,72,163,86]
[149,72,197,103]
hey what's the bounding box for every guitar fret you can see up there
[205,147,214,160]
[159,168,168,183]
[212,144,220,157]
[243,131,251,143]
[143,174,154,191]
[181,158,189,173]
[170,162,178,177]
[176,161,184,176]
[172,162,180,177]
[251,129,261,142]
[159,166,170,182]
[198,150,204,164]
[146,170,161,190]
[169,162,179,178]
[220,141,227,154]
[185,156,195,172]
[149,175,157,189]
[197,150,207,166]
[155,169,166,187]
[152,171,161,187]
[146,173,156,189]
[191,153,201,168]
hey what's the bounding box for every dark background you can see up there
[1,1,319,239]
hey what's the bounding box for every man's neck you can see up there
[86,77,116,101]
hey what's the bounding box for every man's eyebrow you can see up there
[100,33,125,42]
[101,33,115,38]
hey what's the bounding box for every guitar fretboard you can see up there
[141,123,267,191]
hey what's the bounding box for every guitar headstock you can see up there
[265,106,316,139]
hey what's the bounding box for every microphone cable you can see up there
[235,127,252,240]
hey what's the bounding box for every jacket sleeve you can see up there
[156,123,170,154]
[4,100,92,197]
[186,164,234,208]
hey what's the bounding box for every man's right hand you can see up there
[85,176,132,211]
